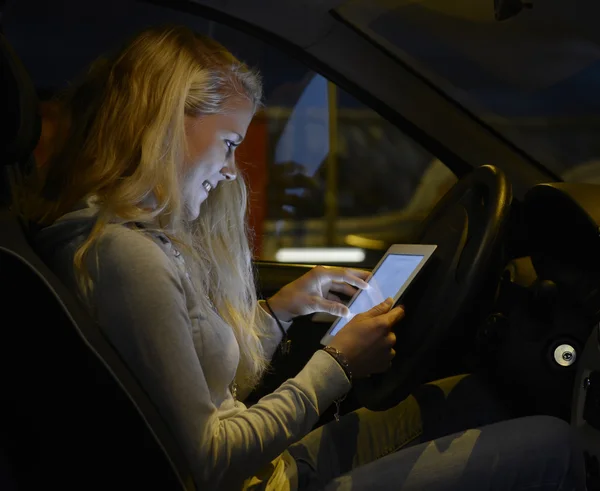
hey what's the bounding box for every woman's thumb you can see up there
[363,298,394,317]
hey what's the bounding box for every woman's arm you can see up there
[234,302,292,402]
[86,227,350,490]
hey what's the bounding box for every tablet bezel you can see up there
[319,244,437,346]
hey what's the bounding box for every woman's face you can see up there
[182,98,254,220]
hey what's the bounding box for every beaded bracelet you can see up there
[322,346,353,385]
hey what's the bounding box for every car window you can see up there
[247,76,456,265]
[4,0,457,266]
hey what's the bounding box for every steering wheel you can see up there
[355,165,512,410]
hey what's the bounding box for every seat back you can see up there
[0,28,38,204]
[0,33,195,490]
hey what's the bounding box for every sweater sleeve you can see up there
[88,227,351,490]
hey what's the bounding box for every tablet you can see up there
[320,244,437,345]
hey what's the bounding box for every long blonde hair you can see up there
[13,26,269,387]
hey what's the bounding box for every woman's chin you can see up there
[183,186,210,221]
[182,204,199,222]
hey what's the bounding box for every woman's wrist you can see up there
[262,298,293,355]
[264,294,294,322]
[322,346,353,386]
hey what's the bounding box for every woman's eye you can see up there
[225,140,239,159]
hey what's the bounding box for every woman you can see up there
[15,26,585,490]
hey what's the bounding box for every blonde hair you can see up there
[13,26,268,388]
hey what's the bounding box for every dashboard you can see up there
[524,183,600,477]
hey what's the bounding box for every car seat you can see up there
[0,32,195,491]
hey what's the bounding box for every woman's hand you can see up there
[266,265,370,322]
[329,298,404,378]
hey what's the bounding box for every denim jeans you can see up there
[288,374,586,490]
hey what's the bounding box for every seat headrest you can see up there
[0,34,40,167]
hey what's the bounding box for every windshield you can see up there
[337,0,600,182]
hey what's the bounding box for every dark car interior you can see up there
[1,1,600,490]
[0,33,196,491]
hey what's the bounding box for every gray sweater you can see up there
[34,199,351,490]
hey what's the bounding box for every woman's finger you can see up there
[340,271,369,289]
[325,292,342,303]
[329,281,358,297]
[310,295,349,317]
[316,266,368,289]
[347,268,371,281]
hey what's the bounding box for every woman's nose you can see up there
[221,165,237,181]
